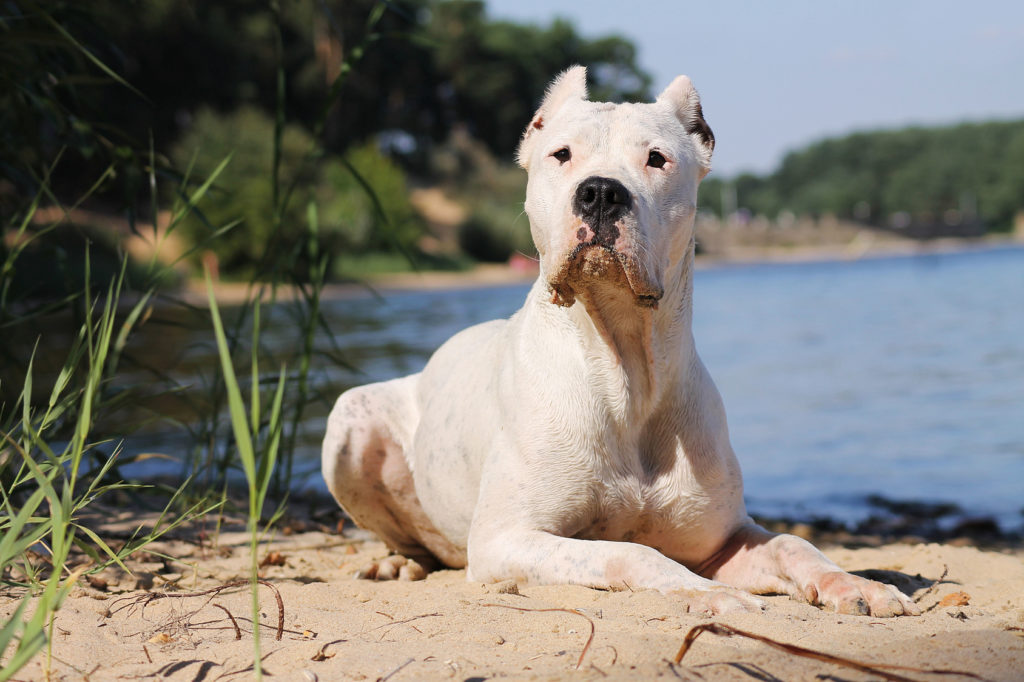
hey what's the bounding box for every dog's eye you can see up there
[552,147,572,164]
[647,151,667,169]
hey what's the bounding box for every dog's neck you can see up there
[538,245,696,410]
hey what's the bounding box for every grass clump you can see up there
[0,250,204,680]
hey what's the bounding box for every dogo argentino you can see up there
[322,67,919,616]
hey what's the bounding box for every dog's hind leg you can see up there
[322,375,461,579]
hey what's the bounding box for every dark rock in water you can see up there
[753,503,1020,549]
[865,494,961,519]
[950,517,1001,538]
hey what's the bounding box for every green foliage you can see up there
[701,120,1024,232]
[5,0,654,275]
[172,109,423,276]
[320,142,422,253]
[425,1,651,156]
[458,200,534,263]
[78,0,650,165]
[0,1,150,218]
[171,107,315,273]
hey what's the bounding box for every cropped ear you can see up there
[657,75,714,173]
[517,65,589,169]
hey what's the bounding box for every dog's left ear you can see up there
[657,76,714,174]
[517,66,589,169]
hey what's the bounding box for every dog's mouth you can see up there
[548,243,663,309]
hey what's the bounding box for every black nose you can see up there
[573,176,632,227]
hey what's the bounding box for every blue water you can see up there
[692,247,1024,530]
[123,245,1024,531]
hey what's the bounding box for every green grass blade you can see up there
[250,299,261,434]
[256,364,287,513]
[0,597,46,682]
[0,485,49,571]
[170,154,233,227]
[109,291,153,377]
[73,524,131,573]
[205,269,256,491]
[36,5,149,103]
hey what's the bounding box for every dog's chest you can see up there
[571,450,742,564]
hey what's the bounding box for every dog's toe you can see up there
[398,559,427,581]
[354,555,428,582]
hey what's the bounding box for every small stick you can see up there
[216,648,277,680]
[377,657,413,682]
[368,612,441,632]
[482,603,595,670]
[673,622,985,682]
[915,564,950,604]
[260,579,285,641]
[214,604,242,640]
[311,639,346,661]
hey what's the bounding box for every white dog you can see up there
[322,67,919,616]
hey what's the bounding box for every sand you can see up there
[3,512,1023,682]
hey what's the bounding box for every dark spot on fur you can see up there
[686,103,715,151]
[532,116,544,130]
[636,294,659,309]
[576,227,588,242]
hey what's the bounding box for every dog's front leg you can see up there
[699,523,920,617]
[468,528,764,615]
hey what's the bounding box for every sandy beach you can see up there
[3,506,1023,682]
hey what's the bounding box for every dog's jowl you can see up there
[322,66,919,617]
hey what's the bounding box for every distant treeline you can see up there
[699,120,1024,234]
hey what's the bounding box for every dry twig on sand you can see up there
[108,579,285,641]
[673,622,986,682]
[482,603,596,670]
[916,564,953,613]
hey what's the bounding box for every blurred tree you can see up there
[721,121,1024,232]
[170,106,320,274]
[89,0,650,165]
[0,1,148,214]
[423,0,650,156]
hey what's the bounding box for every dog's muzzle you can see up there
[547,177,663,309]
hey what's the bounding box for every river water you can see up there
[126,244,1024,532]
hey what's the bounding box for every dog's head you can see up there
[517,66,714,308]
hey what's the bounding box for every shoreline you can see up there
[182,233,1024,306]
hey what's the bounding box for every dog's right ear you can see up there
[517,66,588,169]
[657,75,715,174]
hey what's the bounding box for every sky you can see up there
[483,0,1024,177]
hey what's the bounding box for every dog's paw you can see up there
[805,571,920,617]
[354,555,427,581]
[675,587,766,616]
